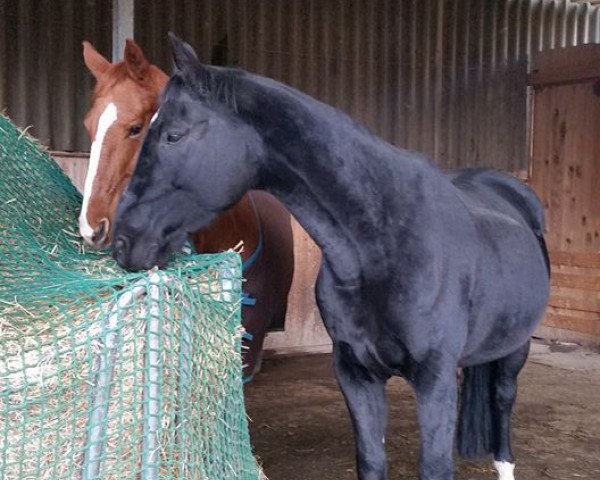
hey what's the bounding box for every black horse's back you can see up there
[450,169,541,231]
[450,168,550,275]
[474,170,550,277]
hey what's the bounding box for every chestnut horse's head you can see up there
[79,39,168,248]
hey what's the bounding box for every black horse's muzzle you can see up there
[112,235,132,268]
[113,234,169,272]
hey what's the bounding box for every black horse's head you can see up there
[112,33,263,271]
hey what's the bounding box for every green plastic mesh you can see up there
[0,115,261,480]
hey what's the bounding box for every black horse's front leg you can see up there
[333,342,389,480]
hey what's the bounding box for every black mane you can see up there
[166,65,242,112]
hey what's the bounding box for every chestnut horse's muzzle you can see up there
[80,217,110,249]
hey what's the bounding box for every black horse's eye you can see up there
[129,124,143,138]
[167,132,184,144]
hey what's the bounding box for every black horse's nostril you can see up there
[113,235,129,258]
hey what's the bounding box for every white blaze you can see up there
[79,102,118,242]
[494,461,515,480]
[150,109,159,124]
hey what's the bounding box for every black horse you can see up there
[113,34,550,480]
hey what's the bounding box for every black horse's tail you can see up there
[536,231,551,277]
[456,363,495,459]
[523,187,550,277]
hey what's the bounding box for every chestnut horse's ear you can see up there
[82,41,111,79]
[124,38,150,83]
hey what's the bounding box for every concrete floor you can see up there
[244,341,600,480]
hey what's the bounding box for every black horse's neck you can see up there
[236,73,440,285]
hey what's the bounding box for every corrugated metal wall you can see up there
[1,0,599,161]
[0,0,111,152]
[134,0,600,171]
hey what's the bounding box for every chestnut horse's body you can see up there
[79,39,294,379]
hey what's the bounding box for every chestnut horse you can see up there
[79,39,294,380]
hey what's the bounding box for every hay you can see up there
[0,113,260,479]
[0,271,244,479]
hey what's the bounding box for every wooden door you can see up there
[529,44,600,346]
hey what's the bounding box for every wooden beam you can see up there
[549,286,600,313]
[528,43,600,86]
[535,325,599,348]
[552,272,600,291]
[112,0,134,62]
[544,312,600,336]
[550,250,600,269]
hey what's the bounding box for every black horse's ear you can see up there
[169,32,199,72]
[168,32,213,92]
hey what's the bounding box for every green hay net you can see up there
[0,115,260,480]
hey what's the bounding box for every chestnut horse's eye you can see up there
[129,124,143,138]
[166,133,184,144]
